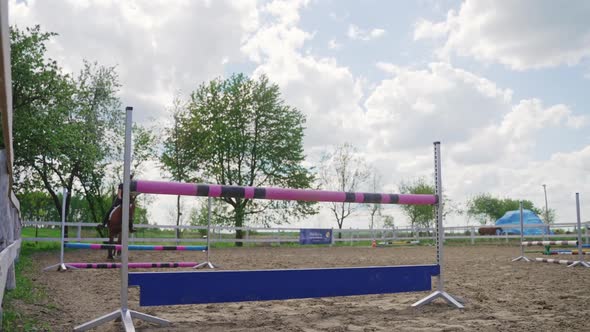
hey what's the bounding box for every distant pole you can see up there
[512,201,530,262]
[543,184,549,240]
[542,185,549,220]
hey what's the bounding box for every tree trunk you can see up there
[234,203,245,247]
[176,195,181,240]
[64,189,71,238]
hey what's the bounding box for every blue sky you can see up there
[10,0,590,228]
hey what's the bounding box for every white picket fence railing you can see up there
[0,239,21,320]
[21,221,590,246]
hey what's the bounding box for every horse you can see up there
[106,196,136,260]
[478,226,502,236]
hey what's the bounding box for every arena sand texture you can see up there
[19,245,590,331]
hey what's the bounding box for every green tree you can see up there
[382,215,395,229]
[466,193,540,225]
[175,74,316,244]
[11,26,124,234]
[11,25,74,221]
[319,143,369,237]
[188,199,230,237]
[398,178,435,230]
[17,191,60,222]
[539,207,557,224]
[161,96,193,239]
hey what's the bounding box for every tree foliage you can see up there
[17,190,148,225]
[168,74,316,243]
[319,143,369,233]
[398,178,436,229]
[382,215,395,229]
[11,25,74,217]
[539,207,556,224]
[11,25,158,229]
[188,198,231,237]
[161,96,193,238]
[466,193,541,225]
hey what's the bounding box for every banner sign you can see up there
[299,228,332,245]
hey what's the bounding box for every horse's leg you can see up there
[107,229,114,260]
[116,232,122,258]
[107,240,114,260]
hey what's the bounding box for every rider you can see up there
[99,173,135,232]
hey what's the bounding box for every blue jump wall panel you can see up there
[128,264,440,306]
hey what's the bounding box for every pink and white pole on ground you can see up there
[67,262,199,269]
[534,258,578,265]
[521,241,578,246]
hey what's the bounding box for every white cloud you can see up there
[347,24,386,41]
[10,0,258,123]
[243,1,367,150]
[263,0,309,26]
[328,11,349,22]
[362,61,589,227]
[365,62,513,150]
[413,18,448,40]
[414,0,590,70]
[445,145,590,225]
[375,62,402,75]
[328,39,341,50]
[450,99,587,166]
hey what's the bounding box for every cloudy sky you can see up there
[10,0,590,228]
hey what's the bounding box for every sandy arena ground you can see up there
[20,245,590,331]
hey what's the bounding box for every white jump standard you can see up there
[567,193,590,268]
[512,202,531,262]
[44,188,79,271]
[194,197,218,269]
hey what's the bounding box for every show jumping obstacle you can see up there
[514,193,590,268]
[44,193,211,271]
[74,107,464,332]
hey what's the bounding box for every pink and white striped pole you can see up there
[132,181,438,206]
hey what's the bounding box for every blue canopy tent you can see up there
[495,209,550,235]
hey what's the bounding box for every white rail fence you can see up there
[22,221,590,246]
